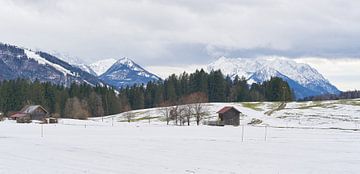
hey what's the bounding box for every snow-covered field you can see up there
[102,98,360,130]
[1,99,360,174]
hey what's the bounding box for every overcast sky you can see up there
[1,0,360,90]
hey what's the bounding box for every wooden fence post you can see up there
[41,124,44,138]
[265,126,268,141]
[241,125,244,142]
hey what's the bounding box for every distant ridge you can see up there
[208,57,340,99]
[0,43,103,86]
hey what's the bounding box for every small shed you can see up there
[11,105,49,121]
[0,112,4,120]
[217,106,241,126]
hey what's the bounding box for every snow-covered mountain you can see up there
[208,57,341,99]
[0,43,103,86]
[99,57,160,89]
[49,51,98,76]
[89,58,117,76]
[74,64,98,76]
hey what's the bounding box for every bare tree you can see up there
[184,92,208,126]
[124,112,135,123]
[159,101,172,125]
[184,104,193,126]
[122,105,134,123]
[178,106,186,126]
[193,102,208,126]
[64,97,91,120]
[170,105,179,125]
[170,105,186,126]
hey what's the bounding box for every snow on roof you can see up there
[217,106,241,114]
[20,105,48,114]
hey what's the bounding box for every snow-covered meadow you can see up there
[1,99,360,174]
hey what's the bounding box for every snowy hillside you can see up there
[0,43,103,86]
[1,99,360,174]
[50,51,98,76]
[99,57,161,89]
[74,64,98,76]
[102,98,360,130]
[89,58,118,76]
[208,57,340,99]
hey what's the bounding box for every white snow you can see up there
[24,49,75,76]
[89,58,118,76]
[1,99,360,174]
[74,64,97,76]
[104,99,360,130]
[21,105,42,114]
[116,57,134,67]
[111,57,144,72]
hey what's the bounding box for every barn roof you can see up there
[20,105,48,114]
[10,113,28,118]
[217,106,241,114]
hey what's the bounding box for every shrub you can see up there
[248,118,263,125]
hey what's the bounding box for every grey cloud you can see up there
[1,0,360,66]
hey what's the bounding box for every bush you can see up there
[248,118,263,125]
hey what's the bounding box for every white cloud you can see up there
[1,0,360,62]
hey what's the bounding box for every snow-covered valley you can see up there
[1,99,360,174]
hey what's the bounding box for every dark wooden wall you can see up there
[219,109,240,126]
[30,107,47,120]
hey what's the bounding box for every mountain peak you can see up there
[115,57,133,65]
[99,58,160,89]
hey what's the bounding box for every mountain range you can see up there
[207,57,340,99]
[0,43,102,87]
[0,43,159,89]
[0,42,341,99]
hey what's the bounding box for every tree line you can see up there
[301,90,360,101]
[119,69,293,110]
[0,69,293,119]
[0,79,122,119]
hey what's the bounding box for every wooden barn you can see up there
[10,105,49,122]
[217,106,241,126]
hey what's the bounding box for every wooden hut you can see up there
[216,106,241,126]
[0,112,4,120]
[10,105,49,122]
